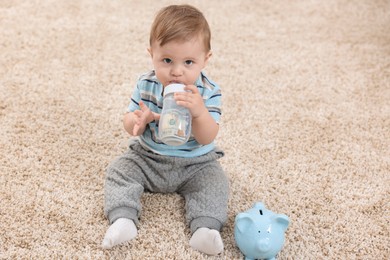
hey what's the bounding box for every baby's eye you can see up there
[185,60,193,65]
[163,58,172,64]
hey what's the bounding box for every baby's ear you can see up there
[147,47,153,57]
[203,51,212,67]
[206,51,212,61]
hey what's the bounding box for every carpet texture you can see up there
[1,0,389,259]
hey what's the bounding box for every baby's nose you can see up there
[171,64,183,76]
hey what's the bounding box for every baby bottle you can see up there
[159,83,192,146]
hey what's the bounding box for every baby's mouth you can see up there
[169,81,183,85]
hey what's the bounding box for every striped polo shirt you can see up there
[127,70,222,158]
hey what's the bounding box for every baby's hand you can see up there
[132,101,160,136]
[174,85,208,118]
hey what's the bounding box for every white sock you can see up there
[102,218,138,249]
[189,227,224,255]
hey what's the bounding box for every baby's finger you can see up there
[184,85,198,94]
[153,112,161,121]
[133,110,142,117]
[139,101,149,112]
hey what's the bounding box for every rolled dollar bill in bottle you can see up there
[159,84,192,146]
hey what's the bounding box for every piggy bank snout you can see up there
[257,238,271,252]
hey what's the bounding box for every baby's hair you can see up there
[149,4,211,51]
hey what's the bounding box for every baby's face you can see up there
[148,35,211,87]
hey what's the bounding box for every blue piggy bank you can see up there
[234,202,289,260]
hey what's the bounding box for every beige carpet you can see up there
[1,0,389,259]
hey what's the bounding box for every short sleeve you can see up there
[127,84,141,112]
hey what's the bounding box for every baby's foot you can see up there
[102,218,137,249]
[189,227,224,255]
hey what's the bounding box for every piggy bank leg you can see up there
[244,256,276,260]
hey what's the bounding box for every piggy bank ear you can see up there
[235,213,254,233]
[274,214,290,231]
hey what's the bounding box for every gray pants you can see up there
[104,140,229,233]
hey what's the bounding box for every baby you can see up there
[102,4,229,256]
